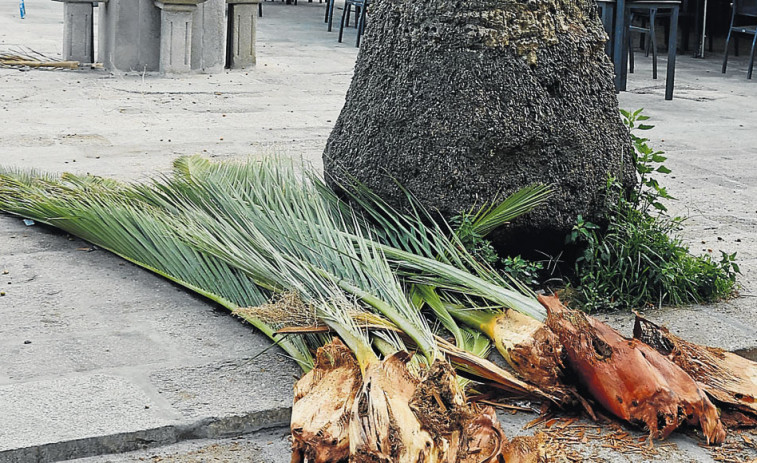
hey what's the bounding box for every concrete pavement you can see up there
[1,1,756,461]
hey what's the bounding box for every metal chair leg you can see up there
[600,3,615,58]
[640,16,647,50]
[338,3,348,42]
[748,33,757,79]
[327,0,335,31]
[722,29,733,73]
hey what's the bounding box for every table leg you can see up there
[614,0,627,90]
[666,5,679,100]
[620,5,630,90]
[601,3,615,58]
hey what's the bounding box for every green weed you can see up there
[565,110,739,312]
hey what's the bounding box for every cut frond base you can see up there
[349,351,435,462]
[487,310,569,402]
[292,339,361,463]
[634,314,757,424]
[541,295,726,445]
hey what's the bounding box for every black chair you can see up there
[600,2,677,81]
[722,0,757,79]
[338,0,368,47]
[599,0,679,99]
[634,0,693,52]
[628,8,660,78]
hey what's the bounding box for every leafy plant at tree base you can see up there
[621,108,675,212]
[502,256,544,288]
[451,214,500,267]
[565,110,739,312]
[451,213,545,288]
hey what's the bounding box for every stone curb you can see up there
[0,407,291,463]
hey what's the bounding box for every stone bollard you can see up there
[53,0,107,64]
[154,0,207,74]
[226,0,261,69]
[191,0,225,72]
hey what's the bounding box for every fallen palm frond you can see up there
[634,314,757,421]
[0,47,79,69]
[3,155,744,460]
[330,177,573,400]
[0,169,315,370]
[542,295,726,445]
[150,160,535,461]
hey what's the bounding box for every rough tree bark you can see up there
[323,0,636,252]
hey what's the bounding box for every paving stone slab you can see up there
[0,374,178,455]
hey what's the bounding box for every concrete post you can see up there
[53,0,105,64]
[226,0,261,69]
[98,0,161,72]
[191,0,225,72]
[154,0,203,74]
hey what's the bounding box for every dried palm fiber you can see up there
[501,433,550,463]
[0,47,78,69]
[634,314,757,423]
[542,295,726,445]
